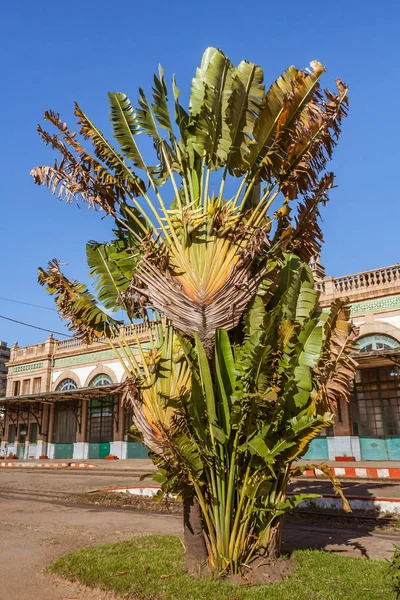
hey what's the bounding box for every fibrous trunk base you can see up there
[183,496,209,578]
[264,519,283,560]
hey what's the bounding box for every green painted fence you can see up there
[127,442,149,459]
[88,442,110,459]
[54,443,74,459]
[302,437,329,460]
[360,437,400,460]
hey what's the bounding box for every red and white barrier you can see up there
[301,466,400,479]
[0,461,96,469]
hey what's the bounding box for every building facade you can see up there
[0,324,150,460]
[307,260,400,461]
[2,262,400,461]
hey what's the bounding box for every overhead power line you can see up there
[0,314,72,338]
[0,296,57,311]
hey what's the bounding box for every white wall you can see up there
[376,315,400,330]
[327,436,361,461]
[51,357,136,388]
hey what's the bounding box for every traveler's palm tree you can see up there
[33,48,356,576]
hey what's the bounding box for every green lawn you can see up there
[48,535,395,600]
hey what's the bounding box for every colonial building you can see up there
[308,260,400,462]
[2,262,400,462]
[0,324,150,460]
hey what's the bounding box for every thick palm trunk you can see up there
[183,496,209,577]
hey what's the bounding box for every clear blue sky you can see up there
[1,0,399,346]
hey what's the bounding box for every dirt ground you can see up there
[1,469,400,600]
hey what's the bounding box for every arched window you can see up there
[89,373,113,387]
[56,378,77,391]
[356,334,400,354]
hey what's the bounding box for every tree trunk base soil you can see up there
[226,554,296,586]
[183,496,210,577]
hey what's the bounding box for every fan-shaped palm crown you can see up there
[32,47,348,344]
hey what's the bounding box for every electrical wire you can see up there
[0,296,57,311]
[0,314,72,338]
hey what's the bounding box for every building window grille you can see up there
[88,397,114,443]
[56,378,78,391]
[356,334,400,354]
[8,424,17,444]
[29,423,38,443]
[33,377,41,393]
[22,379,30,395]
[87,374,114,443]
[351,366,400,437]
[89,373,113,387]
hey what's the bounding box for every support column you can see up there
[110,397,127,458]
[36,404,54,459]
[333,397,352,436]
[73,399,89,459]
[76,400,88,442]
[1,414,8,457]
[328,398,359,460]
[114,398,125,441]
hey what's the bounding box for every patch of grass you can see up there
[48,535,394,600]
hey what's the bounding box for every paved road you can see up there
[1,469,400,600]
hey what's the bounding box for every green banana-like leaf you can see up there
[38,259,121,342]
[176,333,210,445]
[243,294,265,337]
[172,75,189,140]
[291,320,324,407]
[152,65,174,136]
[225,60,264,175]
[244,433,274,465]
[295,285,318,325]
[189,47,233,169]
[108,92,145,169]
[214,329,236,435]
[136,87,161,139]
[276,493,321,515]
[86,240,137,317]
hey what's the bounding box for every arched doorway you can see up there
[87,374,114,459]
[352,335,400,460]
[54,378,78,459]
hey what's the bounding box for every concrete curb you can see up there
[302,466,400,479]
[0,461,97,469]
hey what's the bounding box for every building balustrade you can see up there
[318,264,400,304]
[55,321,154,352]
[12,343,47,361]
[7,321,156,364]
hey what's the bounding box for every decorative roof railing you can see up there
[316,264,400,304]
[13,343,47,361]
[55,321,155,351]
[8,321,156,363]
